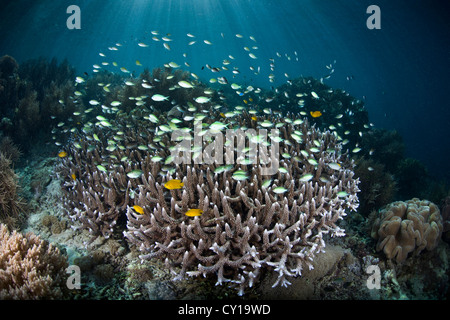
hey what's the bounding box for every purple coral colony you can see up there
[0,30,449,301]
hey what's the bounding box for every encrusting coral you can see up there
[0,224,68,299]
[57,82,360,294]
[371,198,443,263]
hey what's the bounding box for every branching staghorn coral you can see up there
[371,198,443,263]
[57,73,359,294]
[123,115,359,294]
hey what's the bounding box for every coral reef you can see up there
[440,195,450,243]
[0,55,81,151]
[0,55,19,78]
[395,158,429,200]
[57,83,360,294]
[371,198,443,263]
[0,152,25,228]
[0,223,68,299]
[354,158,396,216]
[0,135,22,164]
[253,76,370,152]
[8,55,444,298]
[360,128,404,173]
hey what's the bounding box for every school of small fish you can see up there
[55,29,373,220]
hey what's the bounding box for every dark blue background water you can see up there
[1,0,449,182]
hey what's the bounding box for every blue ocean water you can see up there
[1,0,449,183]
[1,0,450,302]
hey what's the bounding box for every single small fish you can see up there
[164,179,184,190]
[261,120,273,128]
[299,173,314,182]
[97,165,107,173]
[58,151,68,158]
[310,111,322,118]
[319,176,330,183]
[337,191,349,198]
[262,179,272,188]
[232,172,248,181]
[142,82,153,89]
[152,94,169,101]
[291,133,302,142]
[311,91,319,99]
[100,121,112,127]
[71,173,76,181]
[127,170,143,179]
[194,96,210,104]
[151,156,163,162]
[168,61,180,68]
[132,205,145,214]
[273,186,288,194]
[328,162,341,170]
[210,121,227,131]
[148,114,159,123]
[214,165,233,174]
[178,80,194,88]
[185,208,203,217]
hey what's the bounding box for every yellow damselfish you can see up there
[133,205,145,214]
[185,209,203,217]
[310,111,322,118]
[164,179,184,190]
[58,151,68,158]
